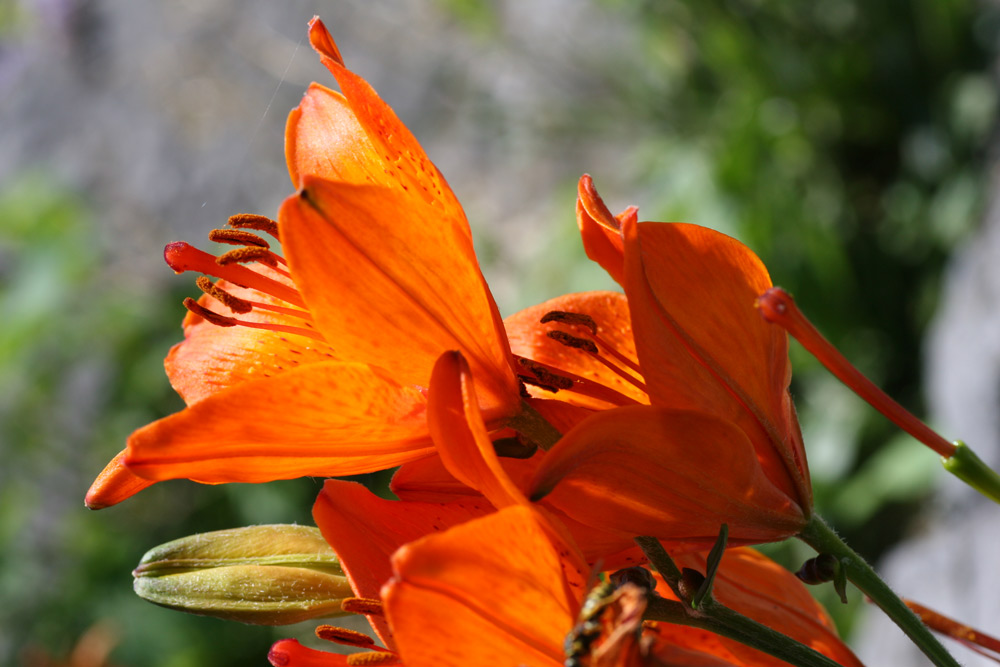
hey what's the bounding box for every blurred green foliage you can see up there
[3,0,998,663]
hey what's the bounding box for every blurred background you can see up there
[2,0,1000,664]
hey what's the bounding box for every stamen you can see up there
[316,625,376,648]
[228,213,280,240]
[208,228,270,249]
[195,276,313,322]
[757,287,956,458]
[547,330,599,354]
[165,242,305,309]
[519,375,564,394]
[183,297,325,341]
[590,331,643,377]
[217,246,280,268]
[541,311,598,335]
[546,331,648,394]
[515,356,642,407]
[905,600,1000,662]
[517,358,575,390]
[195,276,253,314]
[341,597,384,616]
[578,174,621,232]
[346,652,399,666]
[251,301,315,322]
[183,297,238,327]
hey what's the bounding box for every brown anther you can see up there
[195,276,253,314]
[547,330,599,354]
[517,358,575,390]
[208,228,270,249]
[316,625,376,648]
[216,246,278,268]
[182,297,238,327]
[519,375,563,394]
[346,652,399,666]
[228,213,280,240]
[341,597,385,616]
[540,311,598,335]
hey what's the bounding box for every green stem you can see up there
[798,515,960,667]
[634,536,683,599]
[942,440,1000,504]
[637,536,841,667]
[508,400,562,451]
[644,597,843,667]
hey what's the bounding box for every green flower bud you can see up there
[133,524,352,626]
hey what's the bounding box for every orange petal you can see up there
[285,82,389,190]
[390,451,543,504]
[166,278,336,405]
[383,506,578,667]
[576,175,626,286]
[305,18,464,220]
[622,217,811,508]
[654,549,863,667]
[505,291,648,409]
[389,454,643,568]
[280,178,518,415]
[428,351,528,509]
[85,450,157,509]
[313,480,492,648]
[530,406,806,547]
[125,361,434,483]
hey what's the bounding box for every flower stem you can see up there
[942,440,1000,504]
[644,595,844,667]
[637,535,843,667]
[508,400,563,451]
[797,515,960,667]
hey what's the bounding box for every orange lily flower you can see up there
[271,505,861,666]
[87,17,524,505]
[521,176,812,548]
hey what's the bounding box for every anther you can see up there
[540,311,598,335]
[183,297,238,327]
[195,276,253,314]
[228,213,279,240]
[346,652,399,666]
[519,376,564,393]
[316,625,376,648]
[341,597,384,616]
[216,246,279,268]
[208,228,270,249]
[547,330,599,355]
[517,358,575,390]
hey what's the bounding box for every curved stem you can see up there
[644,597,843,667]
[798,515,960,667]
[637,535,843,667]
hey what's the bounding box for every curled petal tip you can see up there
[85,450,156,509]
[308,17,344,66]
[577,174,620,232]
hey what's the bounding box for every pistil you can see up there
[756,287,956,458]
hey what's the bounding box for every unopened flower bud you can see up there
[133,524,351,626]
